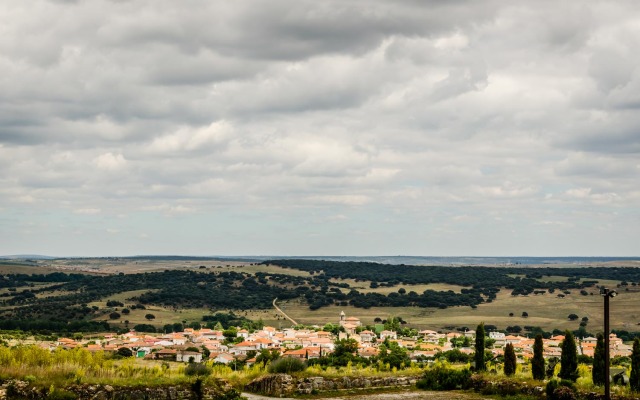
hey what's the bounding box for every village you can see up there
[41,311,634,366]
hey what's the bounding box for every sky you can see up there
[1,1,639,257]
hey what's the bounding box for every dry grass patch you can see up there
[0,263,62,275]
[240,263,312,277]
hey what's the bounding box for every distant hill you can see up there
[0,254,56,260]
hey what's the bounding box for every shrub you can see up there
[551,386,576,400]
[546,380,575,400]
[47,388,78,400]
[441,349,470,363]
[185,363,212,376]
[116,347,133,357]
[133,324,156,333]
[416,365,472,391]
[218,389,244,400]
[546,380,559,398]
[267,357,306,373]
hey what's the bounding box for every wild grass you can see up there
[0,346,192,388]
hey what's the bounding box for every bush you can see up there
[416,365,472,391]
[185,363,212,376]
[116,347,133,357]
[546,380,559,398]
[546,380,575,400]
[267,357,306,373]
[440,349,470,363]
[47,388,78,400]
[133,324,156,333]
[551,386,576,400]
[218,389,244,400]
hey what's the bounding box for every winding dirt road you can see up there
[273,298,298,326]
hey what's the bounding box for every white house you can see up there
[177,351,202,363]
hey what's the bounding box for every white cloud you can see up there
[94,153,127,171]
[149,121,232,154]
[74,208,101,215]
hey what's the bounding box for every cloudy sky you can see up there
[1,1,639,257]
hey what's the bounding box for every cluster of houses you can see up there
[49,312,633,365]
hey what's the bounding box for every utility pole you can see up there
[601,287,617,400]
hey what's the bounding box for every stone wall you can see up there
[245,373,420,396]
[0,379,237,400]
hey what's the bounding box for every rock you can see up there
[245,374,296,397]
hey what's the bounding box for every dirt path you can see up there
[273,298,298,326]
[243,389,492,400]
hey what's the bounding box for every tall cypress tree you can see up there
[592,333,606,386]
[475,322,486,371]
[504,343,516,376]
[532,334,545,380]
[559,330,579,381]
[631,338,640,392]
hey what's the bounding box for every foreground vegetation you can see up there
[1,343,640,400]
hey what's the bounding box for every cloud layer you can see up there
[1,0,639,256]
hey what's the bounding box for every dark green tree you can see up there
[631,338,640,392]
[559,330,579,381]
[256,348,280,367]
[334,338,359,357]
[378,340,410,369]
[504,343,516,376]
[384,317,401,332]
[532,334,545,380]
[592,333,606,386]
[474,323,486,371]
[116,347,133,357]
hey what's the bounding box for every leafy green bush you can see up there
[416,365,472,391]
[267,357,306,373]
